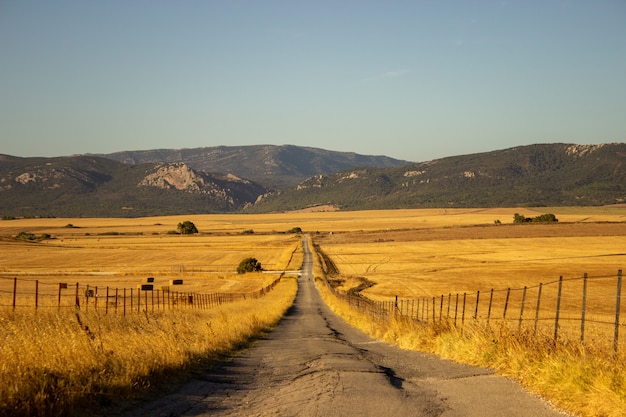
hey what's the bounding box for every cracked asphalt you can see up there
[123,236,570,417]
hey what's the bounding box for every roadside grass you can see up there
[0,277,297,417]
[315,274,626,417]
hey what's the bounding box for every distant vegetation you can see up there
[15,231,51,241]
[237,257,263,274]
[177,220,198,234]
[513,213,558,223]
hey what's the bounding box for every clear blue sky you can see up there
[1,1,625,162]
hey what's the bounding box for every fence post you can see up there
[454,293,459,326]
[432,297,436,323]
[440,295,444,323]
[461,293,467,326]
[94,286,98,311]
[106,287,109,315]
[503,288,511,319]
[35,280,39,310]
[75,282,80,309]
[58,283,63,310]
[614,270,622,353]
[474,290,480,320]
[115,288,119,314]
[581,273,588,344]
[554,276,563,344]
[487,289,493,324]
[447,293,451,320]
[13,277,17,310]
[534,283,542,336]
[85,285,90,311]
[518,286,527,332]
[123,288,127,316]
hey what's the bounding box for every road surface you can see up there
[124,236,569,417]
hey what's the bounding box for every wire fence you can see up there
[0,275,283,315]
[325,270,625,354]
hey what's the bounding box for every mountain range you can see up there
[1,143,624,218]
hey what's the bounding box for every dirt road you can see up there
[125,236,569,417]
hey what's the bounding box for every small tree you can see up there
[237,257,263,274]
[177,221,198,235]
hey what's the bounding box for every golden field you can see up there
[1,207,626,416]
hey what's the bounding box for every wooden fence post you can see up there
[123,288,127,316]
[105,287,109,315]
[35,280,39,310]
[534,283,542,336]
[474,290,480,320]
[12,277,17,310]
[85,285,90,312]
[454,294,459,326]
[440,295,444,323]
[581,273,587,343]
[461,293,467,326]
[58,283,63,310]
[503,288,511,319]
[614,270,622,353]
[447,293,451,320]
[75,282,80,309]
[554,276,563,344]
[487,289,493,324]
[432,297,436,323]
[518,286,527,332]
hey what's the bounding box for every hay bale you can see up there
[138,284,154,291]
[170,279,183,285]
[146,277,155,283]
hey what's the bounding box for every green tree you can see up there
[177,220,198,235]
[513,213,528,223]
[237,257,263,274]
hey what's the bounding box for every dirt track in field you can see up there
[122,236,570,417]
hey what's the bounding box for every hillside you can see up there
[97,145,410,187]
[247,143,626,212]
[0,155,268,217]
[2,143,625,218]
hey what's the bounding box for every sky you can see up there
[1,1,625,162]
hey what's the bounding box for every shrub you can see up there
[177,221,198,235]
[237,257,263,274]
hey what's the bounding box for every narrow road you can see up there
[125,236,569,417]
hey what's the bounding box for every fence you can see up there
[325,270,625,353]
[0,275,282,315]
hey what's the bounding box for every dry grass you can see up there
[316,285,626,417]
[306,207,626,417]
[0,217,304,416]
[0,277,297,417]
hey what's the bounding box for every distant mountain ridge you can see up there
[247,143,626,212]
[96,145,410,187]
[1,143,625,218]
[0,155,269,217]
